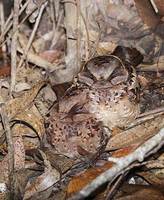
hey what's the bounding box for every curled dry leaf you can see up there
[24,166,60,200]
[96,42,117,55]
[106,114,164,151]
[115,184,164,200]
[5,81,46,120]
[16,66,44,86]
[45,149,75,174]
[66,145,137,197]
[14,82,31,93]
[138,171,164,186]
[11,105,45,150]
[14,105,45,139]
[66,162,113,198]
[35,85,57,116]
[14,169,40,199]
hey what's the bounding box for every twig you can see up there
[0,0,28,45]
[0,1,6,52]
[49,0,57,30]
[17,1,48,69]
[50,8,63,49]
[17,46,64,71]
[138,107,164,118]
[10,0,20,94]
[149,0,158,13]
[0,106,15,199]
[105,173,126,200]
[80,10,91,60]
[76,0,81,70]
[68,128,164,200]
[128,108,164,129]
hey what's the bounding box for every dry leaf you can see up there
[67,162,113,197]
[45,149,74,173]
[106,115,164,150]
[138,171,164,186]
[5,81,46,119]
[115,184,164,200]
[24,168,60,200]
[34,85,57,116]
[67,144,136,198]
[24,149,60,199]
[14,169,39,199]
[14,83,31,93]
[14,105,45,140]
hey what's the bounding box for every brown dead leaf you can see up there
[14,105,45,140]
[45,149,75,173]
[138,171,164,186]
[107,114,164,151]
[67,162,113,198]
[14,169,39,199]
[24,149,60,199]
[24,168,60,200]
[34,85,57,116]
[16,66,44,86]
[5,81,46,119]
[115,184,164,200]
[9,104,45,151]
[66,144,136,198]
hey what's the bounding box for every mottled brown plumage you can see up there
[46,48,142,157]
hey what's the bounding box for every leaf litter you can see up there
[0,0,164,199]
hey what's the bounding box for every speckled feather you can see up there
[46,53,141,157]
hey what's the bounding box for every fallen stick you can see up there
[68,128,164,200]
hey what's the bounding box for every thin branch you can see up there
[0,1,6,51]
[68,128,164,200]
[138,107,164,118]
[105,173,126,200]
[76,0,81,70]
[0,106,15,198]
[128,108,164,129]
[17,1,48,69]
[0,0,28,45]
[10,0,20,93]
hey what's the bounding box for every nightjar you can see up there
[46,46,143,157]
[78,46,142,129]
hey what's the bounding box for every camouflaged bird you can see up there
[46,46,143,157]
